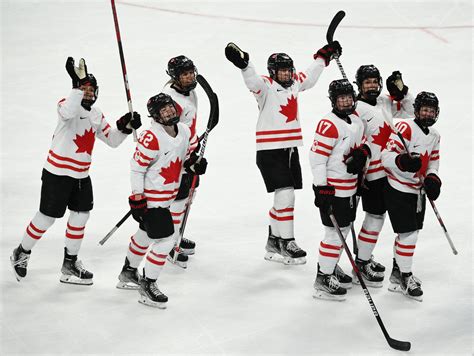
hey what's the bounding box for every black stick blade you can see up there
[388,338,411,352]
[196,74,219,132]
[326,10,346,43]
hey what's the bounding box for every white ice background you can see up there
[1,0,472,355]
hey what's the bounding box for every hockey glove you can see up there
[386,71,408,101]
[314,41,342,66]
[184,154,208,175]
[117,112,142,134]
[346,144,371,175]
[423,173,441,200]
[129,194,147,223]
[395,153,422,173]
[313,185,335,214]
[65,57,88,88]
[225,43,249,69]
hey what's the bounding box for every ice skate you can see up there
[369,255,385,273]
[353,257,384,288]
[334,264,352,289]
[179,237,195,256]
[138,276,168,309]
[168,248,188,269]
[313,265,346,301]
[264,226,284,263]
[59,248,93,285]
[279,238,307,265]
[116,257,141,290]
[10,244,31,282]
[389,269,423,302]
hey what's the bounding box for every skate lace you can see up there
[181,237,191,244]
[365,264,380,278]
[149,282,162,296]
[328,275,341,291]
[13,252,30,268]
[334,264,345,278]
[74,260,88,274]
[287,241,301,253]
[406,275,422,291]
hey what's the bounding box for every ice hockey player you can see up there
[162,55,201,268]
[309,79,368,301]
[381,91,442,302]
[225,40,342,265]
[117,93,207,308]
[352,65,415,287]
[10,57,142,285]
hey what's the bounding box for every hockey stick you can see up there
[172,74,219,262]
[111,0,138,142]
[326,10,347,79]
[388,123,457,255]
[329,209,411,352]
[98,210,132,246]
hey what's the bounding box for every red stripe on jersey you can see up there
[67,223,84,231]
[137,150,153,161]
[136,159,150,167]
[102,124,111,132]
[329,184,357,190]
[319,250,340,258]
[29,222,46,234]
[316,141,332,150]
[430,157,439,161]
[320,242,341,250]
[385,170,421,189]
[47,157,90,172]
[327,177,357,183]
[252,90,261,95]
[147,194,178,202]
[49,150,90,166]
[256,136,303,143]
[269,211,294,221]
[173,220,181,224]
[369,159,382,166]
[315,149,330,157]
[256,128,302,136]
[145,188,179,195]
[171,211,186,216]
[366,166,384,174]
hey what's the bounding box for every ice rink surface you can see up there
[1,0,472,355]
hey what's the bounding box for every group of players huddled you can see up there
[10,38,442,308]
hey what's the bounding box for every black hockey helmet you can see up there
[355,65,382,99]
[147,93,180,126]
[166,55,197,91]
[80,73,99,110]
[328,79,357,115]
[413,91,439,127]
[267,53,295,88]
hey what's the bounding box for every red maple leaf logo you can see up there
[74,128,96,155]
[279,95,298,123]
[372,122,392,149]
[417,151,430,177]
[159,158,183,185]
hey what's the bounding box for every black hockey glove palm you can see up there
[225,43,249,69]
[395,153,422,173]
[314,41,342,66]
[313,185,335,213]
[184,154,208,175]
[346,144,371,175]
[386,71,408,101]
[129,194,147,223]
[117,112,142,134]
[65,57,88,88]
[423,173,441,200]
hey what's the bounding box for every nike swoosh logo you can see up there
[342,136,348,141]
[164,151,170,155]
[367,117,374,122]
[276,89,284,92]
[80,117,88,120]
[413,145,420,148]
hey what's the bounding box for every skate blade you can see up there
[353,277,383,288]
[282,256,306,265]
[60,274,93,285]
[264,252,284,263]
[180,248,195,256]
[138,296,167,309]
[10,256,23,282]
[167,256,188,269]
[388,283,423,302]
[116,281,140,290]
[313,290,346,302]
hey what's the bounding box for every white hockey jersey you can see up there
[162,83,199,154]
[356,93,415,181]
[43,89,127,179]
[381,119,440,195]
[130,121,192,208]
[309,112,366,197]
[241,58,326,151]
